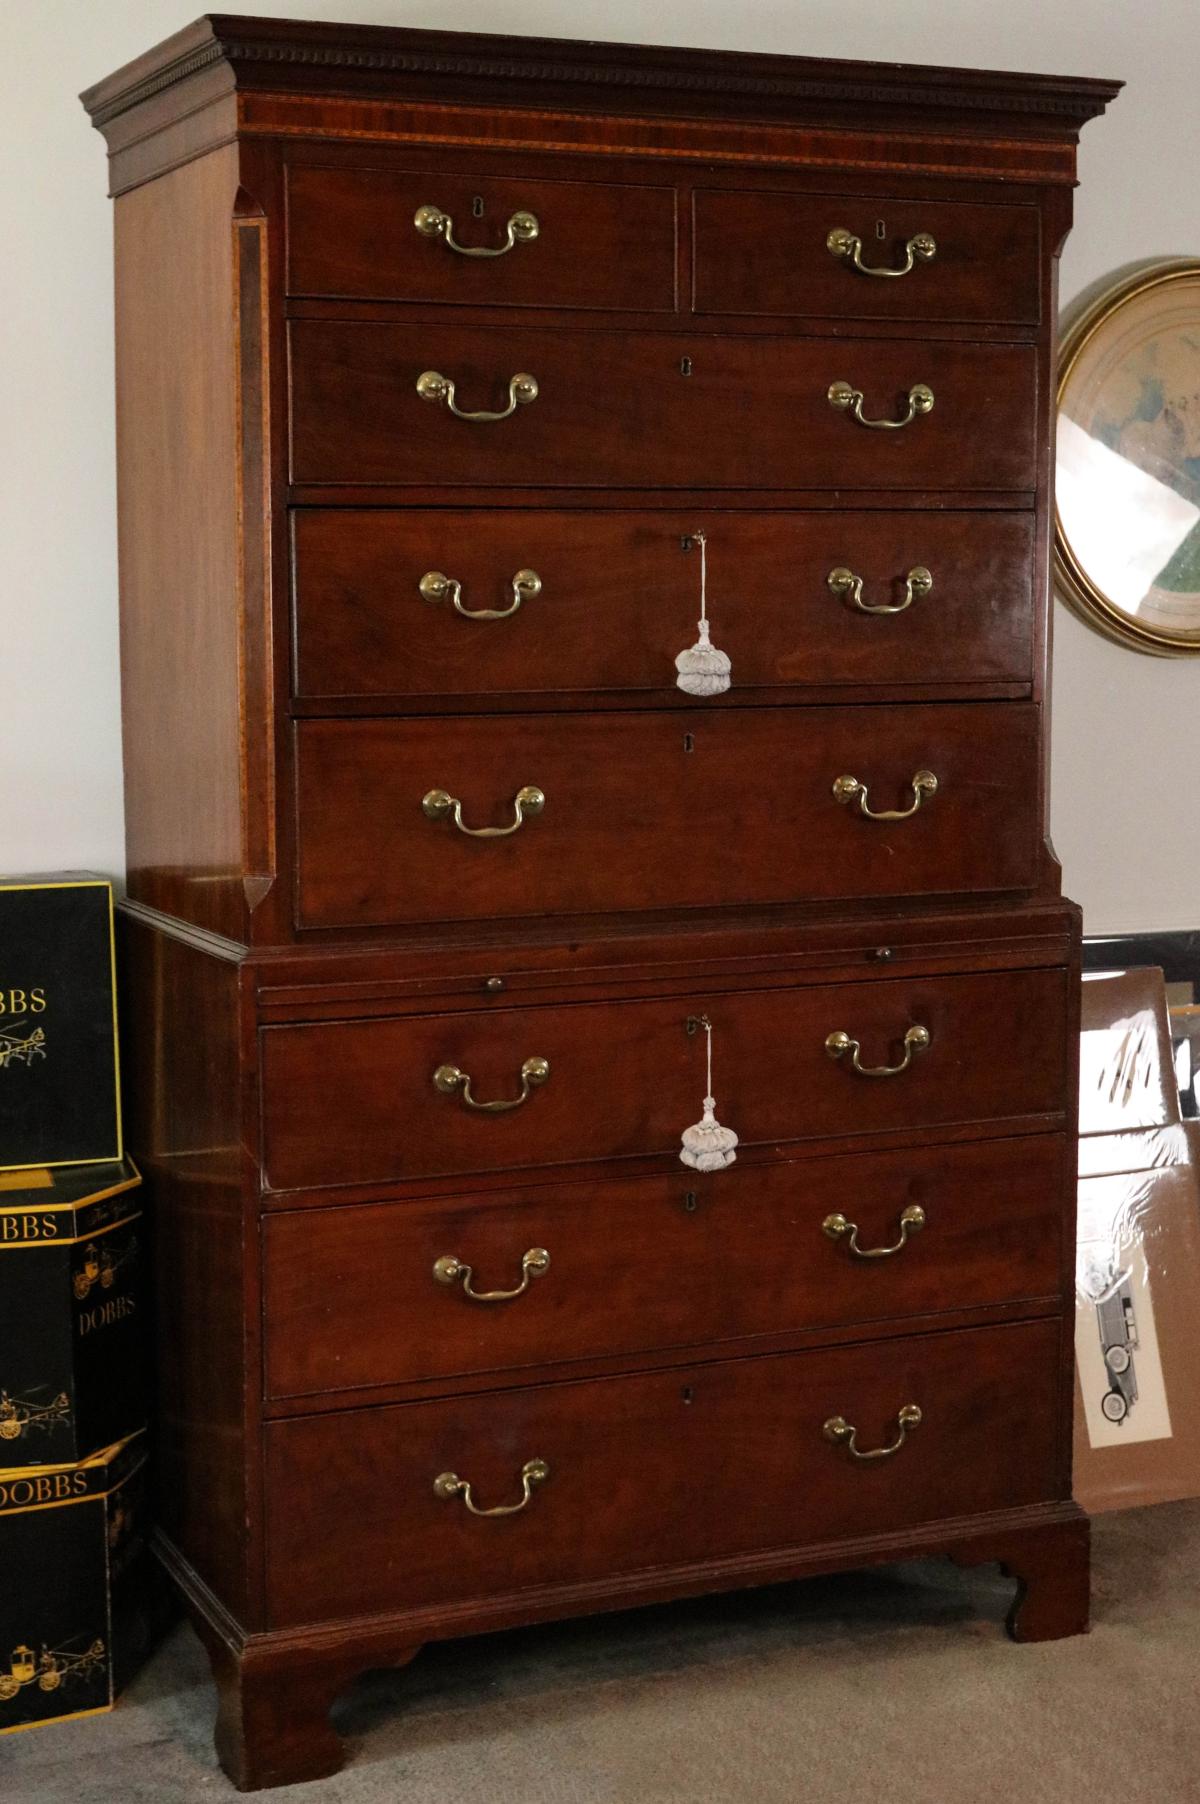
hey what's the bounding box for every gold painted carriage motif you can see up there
[0,1389,72,1441]
[72,1234,138,1302]
[0,1024,47,1069]
[0,1638,106,1701]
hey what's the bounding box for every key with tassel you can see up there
[680,1014,739,1171]
[675,531,732,697]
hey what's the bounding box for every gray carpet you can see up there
[3,1500,1198,1803]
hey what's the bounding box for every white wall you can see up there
[3,0,1198,933]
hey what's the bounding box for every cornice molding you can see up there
[81,16,1122,135]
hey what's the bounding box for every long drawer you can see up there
[291,508,1036,703]
[262,1134,1068,1400]
[263,1318,1062,1626]
[288,322,1038,490]
[294,703,1041,929]
[259,965,1069,1193]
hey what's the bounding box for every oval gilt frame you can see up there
[1055,259,1200,657]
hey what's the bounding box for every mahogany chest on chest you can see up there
[83,18,1118,1789]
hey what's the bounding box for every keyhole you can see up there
[875,218,887,240]
[680,356,693,376]
[681,1386,694,1405]
[683,733,695,753]
[683,1191,698,1213]
[472,195,485,218]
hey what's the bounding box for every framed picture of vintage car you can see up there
[1055,259,1200,655]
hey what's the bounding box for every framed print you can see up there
[1055,260,1200,655]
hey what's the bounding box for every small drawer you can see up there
[693,188,1040,325]
[259,964,1068,1193]
[262,1134,1069,1400]
[285,163,678,313]
[293,702,1041,930]
[263,1318,1062,1626]
[288,321,1038,491]
[291,508,1035,704]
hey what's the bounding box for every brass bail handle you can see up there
[419,568,542,622]
[433,1457,550,1517]
[417,368,539,422]
[822,1204,926,1259]
[827,566,933,616]
[432,1055,551,1112]
[433,1246,551,1301]
[828,380,935,430]
[826,226,937,277]
[825,1025,931,1078]
[414,203,540,257]
[823,1404,923,1461]
[832,769,938,820]
[422,785,545,837]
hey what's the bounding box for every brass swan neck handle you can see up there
[433,1247,551,1301]
[826,227,937,278]
[827,565,933,615]
[823,1405,922,1461]
[420,568,542,621]
[824,1025,931,1078]
[432,1056,550,1112]
[422,786,545,838]
[832,770,938,820]
[416,368,539,422]
[822,1204,926,1258]
[414,203,540,258]
[433,1458,549,1516]
[828,379,935,429]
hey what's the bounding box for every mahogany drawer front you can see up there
[285,164,678,312]
[294,702,1041,930]
[693,189,1040,325]
[288,322,1038,491]
[262,1134,1068,1401]
[263,1318,1062,1626]
[259,965,1068,1193]
[292,508,1035,703]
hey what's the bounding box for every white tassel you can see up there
[675,532,732,697]
[680,1015,739,1171]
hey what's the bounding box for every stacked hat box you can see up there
[0,877,150,1735]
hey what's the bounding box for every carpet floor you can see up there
[3,1499,1198,1803]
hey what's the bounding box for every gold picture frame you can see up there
[1055,259,1200,656]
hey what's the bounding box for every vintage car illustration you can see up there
[1094,1270,1140,1425]
[0,1638,106,1701]
[0,1389,72,1442]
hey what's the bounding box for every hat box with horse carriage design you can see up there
[0,1431,151,1734]
[0,1161,144,1470]
[0,876,122,1174]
